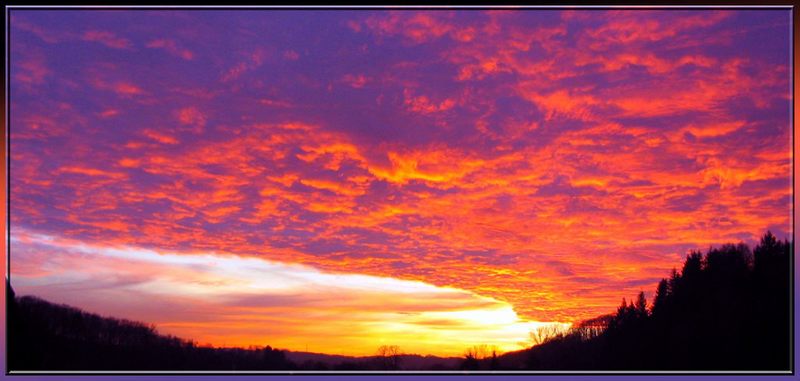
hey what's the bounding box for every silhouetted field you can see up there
[7,231,791,371]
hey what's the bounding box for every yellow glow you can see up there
[11,230,568,357]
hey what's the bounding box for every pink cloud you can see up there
[14,56,51,86]
[12,18,62,44]
[283,50,300,60]
[175,107,207,132]
[222,48,268,82]
[113,82,144,95]
[97,109,120,118]
[342,74,369,88]
[82,30,132,49]
[142,129,180,145]
[146,39,194,60]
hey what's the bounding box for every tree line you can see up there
[514,231,791,370]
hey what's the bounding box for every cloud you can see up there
[113,82,144,95]
[88,77,146,97]
[97,109,120,118]
[146,39,194,60]
[142,129,180,145]
[82,30,132,49]
[14,55,51,86]
[12,17,63,43]
[222,48,268,82]
[358,12,452,44]
[175,107,207,132]
[403,89,456,114]
[283,50,300,61]
[342,74,369,88]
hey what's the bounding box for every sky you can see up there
[8,9,792,357]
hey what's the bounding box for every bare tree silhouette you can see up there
[375,345,402,370]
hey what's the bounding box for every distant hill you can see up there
[283,351,461,370]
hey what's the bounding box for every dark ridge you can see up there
[7,291,295,371]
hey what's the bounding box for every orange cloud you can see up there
[58,166,127,179]
[142,129,180,145]
[403,89,456,114]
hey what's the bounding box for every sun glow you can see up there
[11,229,564,356]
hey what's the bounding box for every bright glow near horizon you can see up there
[12,230,567,356]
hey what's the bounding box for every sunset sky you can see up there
[9,9,792,357]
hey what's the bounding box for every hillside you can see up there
[7,290,295,371]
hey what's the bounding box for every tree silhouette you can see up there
[460,344,502,370]
[529,324,565,346]
[460,351,480,370]
[651,278,669,316]
[376,345,402,370]
[521,231,791,371]
[633,291,647,317]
